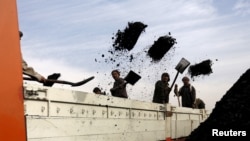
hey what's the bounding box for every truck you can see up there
[0,1,210,140]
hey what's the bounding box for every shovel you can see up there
[169,58,190,106]
[124,70,141,85]
[24,76,95,87]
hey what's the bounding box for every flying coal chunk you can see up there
[186,68,250,140]
[112,21,147,51]
[188,59,213,78]
[147,34,177,62]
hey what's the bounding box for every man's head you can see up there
[182,76,190,86]
[161,73,170,82]
[19,31,23,40]
[93,87,102,94]
[111,69,120,80]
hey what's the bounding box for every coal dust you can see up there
[94,21,177,97]
[147,34,177,62]
[188,59,213,79]
[112,21,147,51]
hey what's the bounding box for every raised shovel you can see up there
[169,58,190,106]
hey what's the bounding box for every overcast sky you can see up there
[17,0,250,111]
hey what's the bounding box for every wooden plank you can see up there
[0,0,26,140]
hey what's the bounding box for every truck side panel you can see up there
[24,84,210,141]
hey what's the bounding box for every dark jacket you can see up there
[110,78,128,98]
[152,80,170,104]
[179,85,196,108]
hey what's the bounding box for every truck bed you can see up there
[23,83,210,141]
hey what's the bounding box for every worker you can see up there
[174,76,196,108]
[93,87,106,95]
[20,31,60,86]
[152,73,171,104]
[194,98,205,109]
[110,70,128,98]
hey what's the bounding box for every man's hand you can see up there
[39,76,46,83]
[174,84,178,96]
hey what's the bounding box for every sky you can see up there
[17,0,250,111]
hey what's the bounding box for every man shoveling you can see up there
[20,31,60,87]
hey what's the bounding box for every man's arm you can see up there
[22,59,45,82]
[174,84,181,96]
[111,79,126,90]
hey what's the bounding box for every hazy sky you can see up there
[17,0,250,111]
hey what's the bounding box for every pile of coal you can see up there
[147,34,177,62]
[186,68,250,140]
[188,59,213,79]
[112,21,147,51]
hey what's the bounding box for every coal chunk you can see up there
[147,35,176,62]
[188,59,213,78]
[112,21,147,51]
[186,68,250,140]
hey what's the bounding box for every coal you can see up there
[186,68,250,140]
[188,59,213,78]
[112,21,147,51]
[95,22,177,96]
[147,35,177,62]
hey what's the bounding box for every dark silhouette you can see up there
[152,73,171,104]
[174,76,196,108]
[110,70,128,98]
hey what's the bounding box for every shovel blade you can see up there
[124,70,141,85]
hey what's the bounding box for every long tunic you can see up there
[179,85,196,108]
[152,80,170,104]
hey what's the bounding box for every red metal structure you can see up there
[0,0,26,140]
